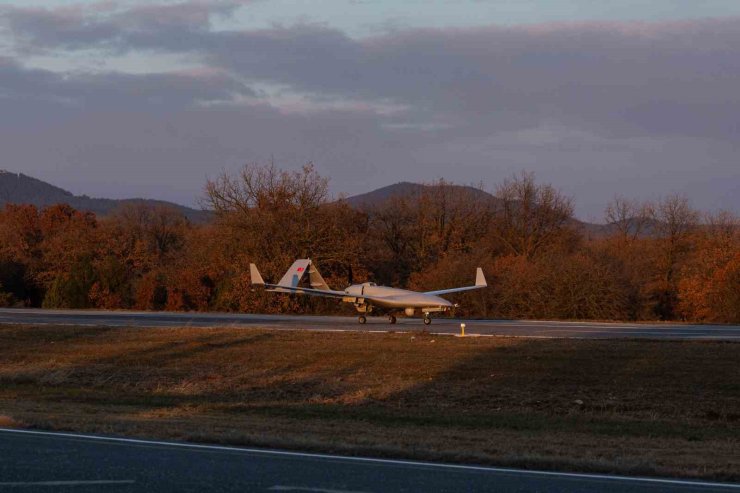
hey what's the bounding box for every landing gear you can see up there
[358,315,367,324]
[423,315,432,325]
[388,315,397,324]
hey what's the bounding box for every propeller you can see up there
[347,263,354,286]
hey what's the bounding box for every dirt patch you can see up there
[0,324,738,480]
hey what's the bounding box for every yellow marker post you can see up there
[460,323,466,337]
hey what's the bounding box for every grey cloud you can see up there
[0,58,254,109]
[1,4,739,216]
[2,1,242,52]
[206,21,740,140]
[7,5,740,142]
[3,5,120,51]
[116,1,241,30]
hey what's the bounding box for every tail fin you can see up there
[475,267,487,287]
[254,259,334,292]
[277,259,311,288]
[249,263,265,286]
[308,261,332,291]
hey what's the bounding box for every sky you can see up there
[1,1,739,220]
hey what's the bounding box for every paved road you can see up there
[0,429,737,492]
[1,308,740,340]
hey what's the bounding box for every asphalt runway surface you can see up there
[1,308,739,340]
[1,429,738,493]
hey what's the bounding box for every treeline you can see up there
[0,163,738,322]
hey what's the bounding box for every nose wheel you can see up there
[358,315,367,324]
[388,315,397,324]
[423,315,432,325]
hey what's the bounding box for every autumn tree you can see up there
[1,169,736,322]
[98,203,191,310]
[648,194,699,319]
[363,195,417,286]
[604,195,653,243]
[407,250,493,317]
[37,204,98,308]
[678,211,740,322]
[203,162,366,312]
[0,204,43,305]
[362,181,494,287]
[601,197,657,319]
[489,172,575,260]
[413,181,492,259]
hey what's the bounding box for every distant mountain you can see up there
[0,170,209,222]
[0,172,614,234]
[345,181,609,235]
[345,181,496,209]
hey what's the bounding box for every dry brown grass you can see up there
[0,324,738,480]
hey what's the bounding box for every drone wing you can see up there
[423,267,487,296]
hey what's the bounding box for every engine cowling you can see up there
[344,284,363,297]
[404,307,415,317]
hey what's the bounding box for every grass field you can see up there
[0,324,738,480]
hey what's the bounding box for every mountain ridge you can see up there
[0,171,608,234]
[343,181,607,235]
[0,170,209,222]
[344,181,495,208]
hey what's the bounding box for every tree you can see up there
[36,205,98,307]
[648,194,699,319]
[678,211,740,322]
[362,180,493,287]
[0,204,43,305]
[489,172,575,259]
[203,162,366,310]
[413,180,493,265]
[604,195,653,242]
[0,281,14,307]
[111,203,189,260]
[42,257,96,308]
[363,195,417,286]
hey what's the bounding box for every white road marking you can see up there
[0,480,134,487]
[269,486,371,493]
[1,429,739,490]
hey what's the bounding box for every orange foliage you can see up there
[678,224,740,322]
[0,166,737,322]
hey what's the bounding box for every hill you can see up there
[0,172,610,233]
[345,181,495,209]
[0,170,209,222]
[345,181,608,235]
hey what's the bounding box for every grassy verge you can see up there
[0,325,738,480]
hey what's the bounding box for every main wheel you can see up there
[388,315,397,324]
[358,315,367,324]
[423,316,431,325]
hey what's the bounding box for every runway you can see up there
[0,429,737,493]
[1,308,739,340]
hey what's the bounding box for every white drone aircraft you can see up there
[250,259,487,324]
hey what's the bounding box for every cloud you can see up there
[2,1,243,53]
[6,5,740,141]
[1,2,739,216]
[0,58,254,110]
[203,20,740,141]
